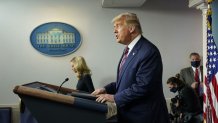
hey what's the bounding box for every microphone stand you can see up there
[57,78,69,93]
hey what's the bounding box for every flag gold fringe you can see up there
[207,8,212,29]
[207,8,212,16]
[207,0,214,4]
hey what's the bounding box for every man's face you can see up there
[190,55,201,62]
[113,18,131,45]
[190,54,201,68]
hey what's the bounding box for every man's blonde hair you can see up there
[112,12,142,34]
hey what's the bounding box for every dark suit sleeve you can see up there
[104,82,116,94]
[114,47,163,107]
[180,69,186,82]
[179,68,195,86]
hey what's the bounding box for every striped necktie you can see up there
[119,47,129,73]
[195,68,200,82]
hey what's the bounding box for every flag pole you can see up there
[205,0,214,123]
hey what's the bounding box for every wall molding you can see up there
[189,0,205,8]
[102,0,147,7]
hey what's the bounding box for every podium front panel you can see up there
[14,82,108,123]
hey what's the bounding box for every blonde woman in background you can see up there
[70,56,95,93]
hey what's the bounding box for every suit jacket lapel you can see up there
[116,38,143,89]
[189,67,195,81]
[116,50,125,82]
[116,49,138,89]
[120,50,138,78]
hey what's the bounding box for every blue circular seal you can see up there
[30,22,81,56]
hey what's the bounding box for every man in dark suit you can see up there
[180,52,203,106]
[92,12,170,123]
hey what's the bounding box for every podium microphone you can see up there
[57,78,69,93]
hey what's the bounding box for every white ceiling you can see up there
[102,0,147,8]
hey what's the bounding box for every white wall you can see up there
[0,0,202,104]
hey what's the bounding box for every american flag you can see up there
[204,6,218,123]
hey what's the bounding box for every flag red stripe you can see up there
[211,76,218,103]
[203,93,207,119]
[207,78,218,123]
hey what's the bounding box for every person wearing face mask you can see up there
[167,77,203,123]
[180,52,203,88]
[179,52,203,107]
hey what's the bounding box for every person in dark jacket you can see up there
[70,56,95,93]
[167,77,203,123]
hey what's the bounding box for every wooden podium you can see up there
[13,82,108,123]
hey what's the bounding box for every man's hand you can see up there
[91,88,115,103]
[91,88,106,96]
[96,94,115,103]
[191,82,199,89]
[175,99,180,107]
[199,82,203,88]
